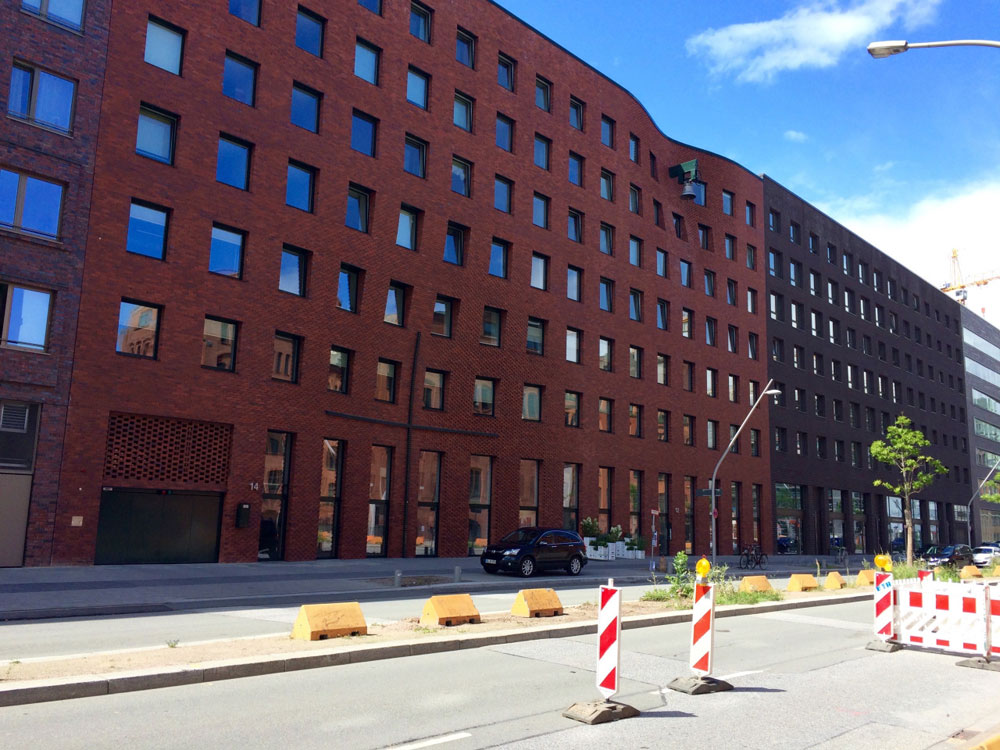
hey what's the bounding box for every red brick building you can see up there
[1,0,111,566]
[10,0,775,565]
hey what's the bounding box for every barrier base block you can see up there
[667,675,734,695]
[865,639,902,653]
[562,700,640,724]
[957,657,1000,672]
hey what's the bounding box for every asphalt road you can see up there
[1,599,996,749]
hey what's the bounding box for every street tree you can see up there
[870,415,947,566]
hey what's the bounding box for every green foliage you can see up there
[581,517,600,536]
[885,560,927,580]
[982,479,1000,505]
[870,415,948,565]
[667,551,693,598]
[607,525,623,543]
[166,639,179,648]
[934,565,961,583]
[716,588,783,605]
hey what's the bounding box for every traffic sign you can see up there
[696,488,722,497]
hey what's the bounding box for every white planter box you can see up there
[590,546,606,560]
[615,542,627,557]
[625,549,636,559]
[607,545,616,560]
[637,550,645,559]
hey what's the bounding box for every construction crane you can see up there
[940,248,1000,305]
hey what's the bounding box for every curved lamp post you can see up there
[709,378,781,566]
[868,39,1000,58]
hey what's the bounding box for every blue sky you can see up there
[495,0,1000,325]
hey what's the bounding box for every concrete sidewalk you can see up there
[0,553,853,621]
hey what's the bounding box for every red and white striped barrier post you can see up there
[596,579,621,700]
[668,556,733,694]
[917,569,933,583]
[866,555,901,652]
[563,578,640,724]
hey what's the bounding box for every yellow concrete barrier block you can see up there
[823,571,846,590]
[961,565,983,579]
[855,569,876,586]
[291,602,367,641]
[787,574,819,592]
[739,575,773,593]
[420,594,481,627]
[511,588,563,618]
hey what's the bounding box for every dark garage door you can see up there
[95,489,222,564]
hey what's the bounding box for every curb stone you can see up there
[0,589,871,708]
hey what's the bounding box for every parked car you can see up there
[923,544,974,568]
[972,545,1000,568]
[480,527,588,577]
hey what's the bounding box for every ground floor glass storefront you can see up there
[775,482,802,554]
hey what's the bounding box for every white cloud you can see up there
[819,179,1000,326]
[686,0,942,83]
[784,129,808,142]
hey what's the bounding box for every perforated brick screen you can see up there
[103,413,233,485]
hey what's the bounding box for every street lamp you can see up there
[709,378,781,566]
[868,39,1000,58]
[965,455,1000,545]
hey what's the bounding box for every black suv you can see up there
[481,527,588,577]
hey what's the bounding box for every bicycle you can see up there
[739,544,767,570]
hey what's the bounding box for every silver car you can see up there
[972,545,1000,568]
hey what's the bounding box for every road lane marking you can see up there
[387,732,472,749]
[751,611,870,631]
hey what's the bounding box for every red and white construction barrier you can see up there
[596,580,621,700]
[991,592,1000,658]
[690,583,716,675]
[873,571,895,642]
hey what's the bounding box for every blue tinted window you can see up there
[279,249,305,295]
[216,137,250,190]
[351,113,376,156]
[291,85,319,132]
[223,54,255,105]
[295,9,323,56]
[286,163,313,212]
[126,202,168,259]
[228,0,259,25]
[209,225,243,278]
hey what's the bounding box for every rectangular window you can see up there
[656,299,668,330]
[423,369,444,409]
[599,337,612,371]
[519,459,539,527]
[272,332,300,382]
[144,18,185,75]
[599,278,613,312]
[456,28,475,67]
[496,114,513,151]
[680,259,692,287]
[136,106,176,164]
[526,317,544,355]
[430,296,452,337]
[568,152,583,186]
[629,289,642,322]
[629,404,642,437]
[601,115,614,147]
[531,253,548,289]
[354,40,379,84]
[406,67,429,109]
[328,346,350,392]
[444,223,466,265]
[296,7,324,56]
[497,53,515,90]
[565,327,581,362]
[229,0,260,25]
[216,135,252,190]
[9,62,76,132]
[286,160,315,212]
[629,184,641,214]
[567,209,582,242]
[337,264,359,311]
[126,201,168,260]
[400,135,427,177]
[535,77,551,112]
[22,0,85,28]
[396,206,418,249]
[209,224,244,278]
[657,354,669,385]
[453,92,473,131]
[481,307,502,346]
[681,308,693,339]
[290,83,321,132]
[522,385,541,421]
[705,317,717,346]
[489,239,508,278]
[375,359,397,402]
[532,193,549,228]
[2,283,53,352]
[410,1,431,41]
[629,345,642,378]
[564,391,580,427]
[494,176,512,213]
[202,316,237,371]
[567,265,582,301]
[279,246,307,296]
[533,134,550,170]
[600,170,614,201]
[473,378,495,415]
[451,158,471,197]
[629,236,642,267]
[704,270,716,297]
[683,415,695,446]
[222,52,256,105]
[656,248,668,277]
[569,96,584,129]
[351,111,377,156]
[346,185,370,232]
[598,398,612,432]
[600,223,614,255]
[367,445,391,557]
[383,282,406,326]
